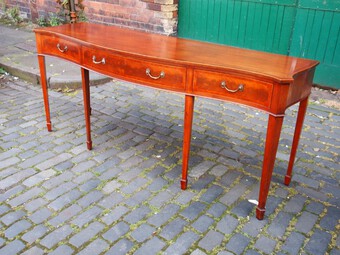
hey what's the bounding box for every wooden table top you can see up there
[34,23,319,84]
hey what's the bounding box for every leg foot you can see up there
[256,207,266,220]
[181,179,187,190]
[87,141,92,150]
[47,122,52,132]
[284,175,291,186]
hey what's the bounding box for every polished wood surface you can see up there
[35,23,317,83]
[285,97,309,186]
[37,55,51,132]
[34,23,318,220]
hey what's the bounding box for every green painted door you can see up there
[290,1,340,88]
[178,0,340,89]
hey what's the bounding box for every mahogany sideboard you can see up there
[34,23,319,220]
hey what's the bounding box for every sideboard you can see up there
[34,23,319,220]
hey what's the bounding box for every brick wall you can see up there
[4,0,178,35]
[4,0,58,20]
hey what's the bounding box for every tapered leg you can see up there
[181,95,195,190]
[38,55,52,131]
[256,115,284,220]
[81,68,92,150]
[285,97,309,186]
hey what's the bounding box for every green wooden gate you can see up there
[178,0,340,89]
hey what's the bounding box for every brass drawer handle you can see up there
[146,68,165,79]
[221,81,244,93]
[92,56,106,64]
[57,43,68,53]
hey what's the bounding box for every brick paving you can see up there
[0,76,339,254]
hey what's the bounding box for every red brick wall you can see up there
[4,0,178,35]
[4,0,59,20]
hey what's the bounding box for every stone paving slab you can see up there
[0,76,339,254]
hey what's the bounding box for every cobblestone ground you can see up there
[0,76,339,255]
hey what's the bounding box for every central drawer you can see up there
[193,69,273,108]
[82,46,186,92]
[82,46,125,77]
[123,58,186,91]
[83,46,186,92]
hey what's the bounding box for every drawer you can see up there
[82,46,125,77]
[193,70,273,108]
[39,35,81,64]
[123,58,186,91]
[82,47,186,91]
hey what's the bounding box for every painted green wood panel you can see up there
[179,0,296,54]
[299,0,340,11]
[178,0,340,88]
[290,8,340,88]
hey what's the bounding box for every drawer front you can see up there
[193,70,273,108]
[123,58,186,91]
[83,46,186,91]
[40,35,80,63]
[82,46,125,77]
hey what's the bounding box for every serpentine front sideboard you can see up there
[34,23,319,220]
